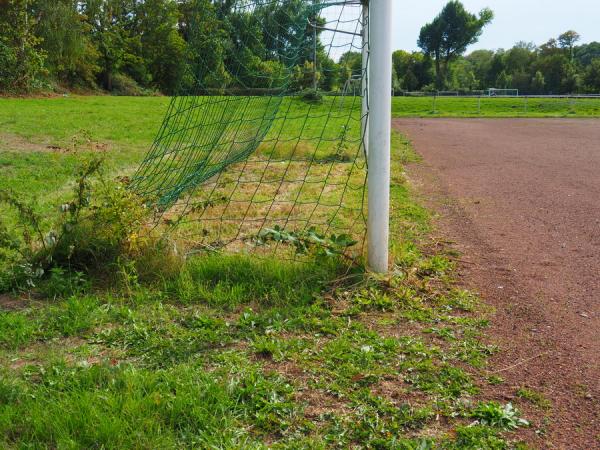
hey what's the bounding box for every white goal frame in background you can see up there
[487,88,519,97]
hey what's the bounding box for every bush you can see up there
[0,227,25,292]
[298,88,324,104]
[0,154,181,295]
[110,74,153,96]
[0,3,48,93]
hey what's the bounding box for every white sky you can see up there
[392,0,600,52]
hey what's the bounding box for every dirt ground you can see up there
[394,118,600,449]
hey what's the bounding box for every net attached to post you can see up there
[131,0,368,259]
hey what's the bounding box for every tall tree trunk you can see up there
[22,0,28,52]
[435,50,442,89]
[105,70,113,91]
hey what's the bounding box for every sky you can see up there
[392,0,600,53]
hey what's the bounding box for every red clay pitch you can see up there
[394,118,600,448]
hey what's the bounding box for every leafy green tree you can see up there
[531,71,546,94]
[449,58,477,91]
[179,0,230,92]
[418,1,493,88]
[534,53,569,94]
[465,49,493,89]
[339,51,362,76]
[533,55,559,93]
[575,42,600,66]
[0,0,46,92]
[292,61,320,91]
[392,50,432,92]
[584,58,600,92]
[539,38,561,58]
[532,36,586,93]
[133,0,187,94]
[485,50,506,88]
[561,61,581,93]
[558,30,580,61]
[392,50,415,91]
[504,42,536,92]
[32,0,99,87]
[495,70,512,89]
[80,0,132,91]
[337,51,361,93]
[3,0,600,97]
[391,66,401,94]
[504,42,535,73]
[319,56,340,92]
[256,0,314,63]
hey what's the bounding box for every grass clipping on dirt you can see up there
[0,134,531,449]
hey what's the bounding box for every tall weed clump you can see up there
[0,154,181,295]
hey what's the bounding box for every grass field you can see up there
[0,96,539,448]
[392,95,600,117]
[1,94,597,210]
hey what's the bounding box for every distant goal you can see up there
[487,88,519,97]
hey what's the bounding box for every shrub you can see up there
[0,3,48,93]
[111,73,153,96]
[298,88,324,104]
[0,154,181,294]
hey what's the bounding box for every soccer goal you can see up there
[131,0,392,272]
[487,88,519,97]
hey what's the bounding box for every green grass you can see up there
[392,95,600,117]
[0,95,534,448]
[0,96,169,147]
[1,94,598,209]
[0,95,363,213]
[516,387,552,411]
[0,95,597,151]
[0,96,168,214]
[0,251,528,447]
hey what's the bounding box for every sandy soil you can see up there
[394,118,600,449]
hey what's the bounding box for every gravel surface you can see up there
[395,118,600,449]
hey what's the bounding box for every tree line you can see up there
[0,0,343,95]
[1,0,599,96]
[395,33,600,95]
[395,1,600,95]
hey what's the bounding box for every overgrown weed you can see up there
[0,152,182,295]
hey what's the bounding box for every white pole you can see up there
[367,0,392,273]
[361,3,369,156]
[313,3,318,91]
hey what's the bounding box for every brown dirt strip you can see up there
[0,133,54,153]
[394,118,600,449]
[0,132,111,153]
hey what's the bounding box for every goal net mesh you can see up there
[131,0,368,258]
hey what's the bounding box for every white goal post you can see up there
[487,88,519,97]
[366,0,393,273]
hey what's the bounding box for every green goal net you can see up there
[131,0,368,258]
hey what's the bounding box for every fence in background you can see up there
[393,94,600,116]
